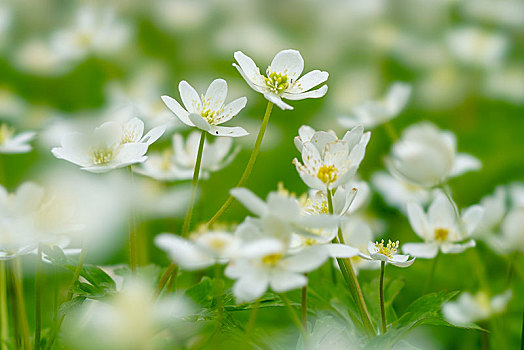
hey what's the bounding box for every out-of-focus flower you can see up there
[14,40,72,76]
[153,0,210,32]
[462,0,524,29]
[0,123,35,154]
[341,218,380,272]
[442,290,512,325]
[497,206,524,254]
[52,118,165,173]
[0,89,27,120]
[233,49,328,110]
[293,125,370,191]
[484,65,524,105]
[387,122,481,188]
[338,82,411,129]
[446,27,509,69]
[162,79,248,137]
[416,66,468,110]
[371,171,431,213]
[64,278,193,350]
[473,186,506,239]
[403,191,484,258]
[0,4,12,48]
[155,231,241,270]
[360,239,415,267]
[50,5,131,61]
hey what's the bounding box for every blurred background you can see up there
[1,0,524,348]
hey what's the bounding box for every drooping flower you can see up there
[155,231,241,270]
[52,117,165,173]
[293,125,371,191]
[403,191,484,258]
[360,239,415,267]
[233,49,328,110]
[387,122,481,187]
[162,79,248,137]
[338,82,411,129]
[0,123,36,154]
[442,290,512,325]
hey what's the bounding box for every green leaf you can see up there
[362,276,405,325]
[186,276,214,308]
[395,290,459,329]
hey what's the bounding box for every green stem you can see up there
[0,261,8,350]
[11,258,30,350]
[383,121,398,142]
[301,281,307,329]
[280,293,306,338]
[34,245,43,350]
[424,251,440,293]
[246,299,260,336]
[214,264,224,326]
[45,243,87,350]
[207,101,274,228]
[327,189,375,337]
[379,261,386,334]
[128,167,138,273]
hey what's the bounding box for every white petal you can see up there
[208,125,249,138]
[140,125,166,145]
[389,257,415,268]
[188,113,211,131]
[204,79,228,110]
[161,95,192,126]
[154,233,214,270]
[215,97,247,124]
[461,205,484,235]
[407,202,430,240]
[270,49,304,80]
[428,192,457,229]
[285,247,328,273]
[264,92,293,110]
[230,188,268,217]
[282,85,328,100]
[179,80,201,113]
[324,244,360,258]
[269,271,307,293]
[233,271,269,303]
[402,243,439,259]
[233,51,266,93]
[440,240,476,254]
[288,70,329,93]
[450,153,482,177]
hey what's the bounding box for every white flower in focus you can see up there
[447,27,509,69]
[360,239,415,267]
[293,125,371,191]
[233,49,329,110]
[52,118,165,173]
[338,82,411,129]
[0,123,35,154]
[403,191,484,259]
[50,5,131,61]
[155,231,241,270]
[225,237,328,303]
[162,79,248,137]
[371,171,431,213]
[387,122,481,187]
[65,278,193,349]
[442,290,512,325]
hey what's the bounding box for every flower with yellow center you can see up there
[442,289,512,325]
[162,79,248,137]
[361,238,415,267]
[233,49,329,110]
[0,123,35,154]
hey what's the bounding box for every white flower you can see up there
[371,171,431,213]
[50,5,131,61]
[360,239,415,267]
[233,49,328,110]
[52,118,165,173]
[293,125,370,191]
[387,122,481,187]
[403,191,484,259]
[442,290,512,325]
[498,206,524,254]
[155,231,241,270]
[447,27,509,69]
[338,82,411,129]
[341,218,380,272]
[64,278,193,349]
[162,79,248,137]
[473,186,506,239]
[484,65,524,105]
[0,123,35,154]
[225,237,328,303]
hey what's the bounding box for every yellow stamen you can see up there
[317,164,338,184]
[0,124,14,145]
[262,253,283,266]
[434,228,449,242]
[265,70,290,94]
[374,239,399,259]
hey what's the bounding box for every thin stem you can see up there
[506,252,518,287]
[301,281,307,328]
[207,101,274,227]
[379,261,386,334]
[280,293,306,338]
[34,245,44,350]
[424,251,440,293]
[327,189,375,337]
[383,121,398,142]
[214,264,224,327]
[45,242,87,350]
[128,167,138,273]
[11,258,30,350]
[246,299,260,335]
[154,263,177,298]
[0,261,8,350]
[182,130,206,237]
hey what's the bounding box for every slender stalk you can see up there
[34,245,44,350]
[8,268,20,350]
[166,265,179,293]
[181,130,206,237]
[383,121,398,142]
[0,261,8,350]
[327,189,375,337]
[207,101,274,227]
[45,243,87,350]
[128,167,138,273]
[154,264,177,298]
[424,251,440,293]
[379,261,386,334]
[280,293,306,338]
[246,299,260,335]
[301,281,307,328]
[11,258,30,350]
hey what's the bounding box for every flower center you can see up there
[434,228,449,242]
[160,149,172,171]
[0,124,14,145]
[374,239,399,259]
[91,147,116,165]
[200,96,224,124]
[262,253,283,266]
[265,70,289,94]
[317,164,338,184]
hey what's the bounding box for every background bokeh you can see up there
[1,0,524,348]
